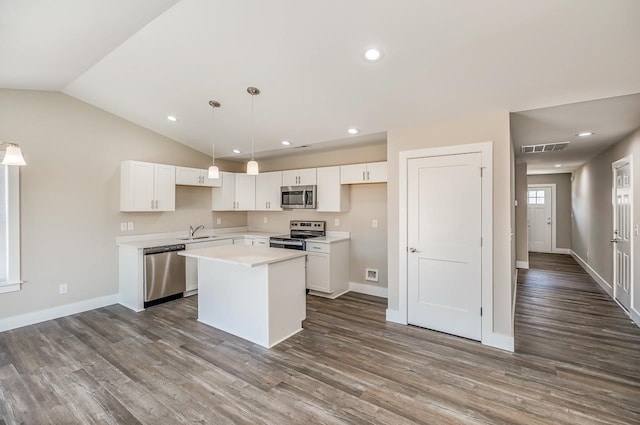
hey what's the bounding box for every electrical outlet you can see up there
[59,284,68,295]
[216,218,222,225]
[372,219,378,228]
[127,222,134,231]
[263,217,268,224]
[334,218,340,227]
[120,222,126,231]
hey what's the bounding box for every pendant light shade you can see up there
[208,100,221,179]
[246,86,260,175]
[1,143,26,166]
[246,160,259,175]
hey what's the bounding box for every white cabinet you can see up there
[340,161,387,184]
[317,166,350,212]
[176,166,221,187]
[121,160,176,212]
[305,240,350,298]
[282,168,316,186]
[233,236,270,246]
[255,171,283,211]
[185,238,233,293]
[212,172,256,211]
[233,237,252,245]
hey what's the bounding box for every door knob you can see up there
[610,239,620,243]
[409,247,420,253]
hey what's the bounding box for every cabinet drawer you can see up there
[306,242,330,253]
[254,238,269,246]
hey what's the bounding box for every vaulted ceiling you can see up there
[2,0,640,162]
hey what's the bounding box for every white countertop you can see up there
[116,230,281,249]
[306,235,350,244]
[179,244,307,267]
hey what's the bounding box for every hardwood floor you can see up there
[1,253,639,424]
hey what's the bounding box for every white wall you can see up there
[0,89,244,320]
[387,111,514,340]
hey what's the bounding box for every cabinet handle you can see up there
[362,171,365,181]
[151,200,154,209]
[367,170,370,181]
[155,200,159,209]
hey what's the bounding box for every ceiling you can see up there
[2,0,640,161]
[511,94,640,174]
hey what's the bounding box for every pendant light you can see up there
[207,100,221,179]
[246,86,260,175]
[1,142,26,166]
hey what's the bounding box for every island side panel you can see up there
[267,256,306,347]
[118,245,145,312]
[197,260,270,347]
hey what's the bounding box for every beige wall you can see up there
[0,89,244,320]
[528,173,572,250]
[250,144,388,289]
[572,127,640,315]
[387,111,514,337]
[515,162,528,265]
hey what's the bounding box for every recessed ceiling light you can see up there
[232,149,241,154]
[363,47,383,62]
[166,115,177,122]
[555,164,562,168]
[348,128,360,135]
[577,132,594,137]
[281,140,291,146]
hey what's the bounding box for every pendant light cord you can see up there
[251,92,255,161]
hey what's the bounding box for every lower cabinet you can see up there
[233,236,270,246]
[185,238,233,293]
[305,240,350,298]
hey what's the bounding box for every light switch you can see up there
[635,225,639,236]
[263,217,268,224]
[216,218,222,225]
[372,219,378,228]
[334,218,340,227]
[120,222,126,231]
[127,222,134,231]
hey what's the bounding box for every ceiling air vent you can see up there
[521,141,570,154]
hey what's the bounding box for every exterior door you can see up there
[613,162,632,311]
[407,153,482,341]
[527,187,552,252]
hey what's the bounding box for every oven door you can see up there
[269,239,305,250]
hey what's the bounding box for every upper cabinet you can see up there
[340,161,387,184]
[282,168,317,186]
[317,166,350,212]
[175,166,221,187]
[212,172,256,211]
[121,160,176,212]
[255,171,283,211]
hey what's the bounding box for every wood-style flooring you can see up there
[1,252,639,424]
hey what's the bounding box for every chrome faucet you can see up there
[189,224,205,238]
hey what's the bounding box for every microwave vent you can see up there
[521,141,570,154]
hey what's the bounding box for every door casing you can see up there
[612,155,634,313]
[527,183,557,253]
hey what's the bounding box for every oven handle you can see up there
[270,240,304,246]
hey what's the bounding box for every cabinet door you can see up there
[317,166,349,212]
[282,170,299,186]
[154,164,176,211]
[306,252,331,293]
[340,163,366,184]
[267,171,283,210]
[298,168,317,185]
[125,161,155,211]
[212,172,236,211]
[366,161,388,183]
[235,173,256,210]
[253,237,269,247]
[255,173,270,211]
[185,238,233,292]
[202,170,222,187]
[175,166,203,186]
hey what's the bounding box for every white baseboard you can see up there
[0,294,120,333]
[482,332,515,352]
[630,308,640,328]
[516,261,529,269]
[308,288,350,299]
[570,250,612,296]
[385,308,407,324]
[553,248,571,254]
[349,282,388,298]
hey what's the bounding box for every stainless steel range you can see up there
[269,220,326,250]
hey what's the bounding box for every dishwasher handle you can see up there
[143,244,186,255]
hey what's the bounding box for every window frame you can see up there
[0,165,21,293]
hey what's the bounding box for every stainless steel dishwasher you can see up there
[143,243,186,308]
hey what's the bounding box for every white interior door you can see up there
[527,187,552,252]
[613,162,632,311]
[407,153,482,341]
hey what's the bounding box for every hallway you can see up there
[516,253,640,419]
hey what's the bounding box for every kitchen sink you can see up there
[177,236,214,241]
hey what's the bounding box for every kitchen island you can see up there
[179,244,307,348]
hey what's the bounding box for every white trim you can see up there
[630,307,640,329]
[512,269,518,325]
[0,282,21,294]
[398,142,495,348]
[481,332,515,352]
[349,282,388,298]
[570,250,612,296]
[552,248,571,254]
[308,287,350,300]
[611,155,634,314]
[516,261,529,269]
[527,183,557,254]
[0,294,119,333]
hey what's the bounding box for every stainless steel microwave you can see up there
[281,185,316,209]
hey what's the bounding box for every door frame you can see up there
[527,183,558,253]
[611,155,634,313]
[397,142,494,347]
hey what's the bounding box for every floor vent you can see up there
[521,141,570,154]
